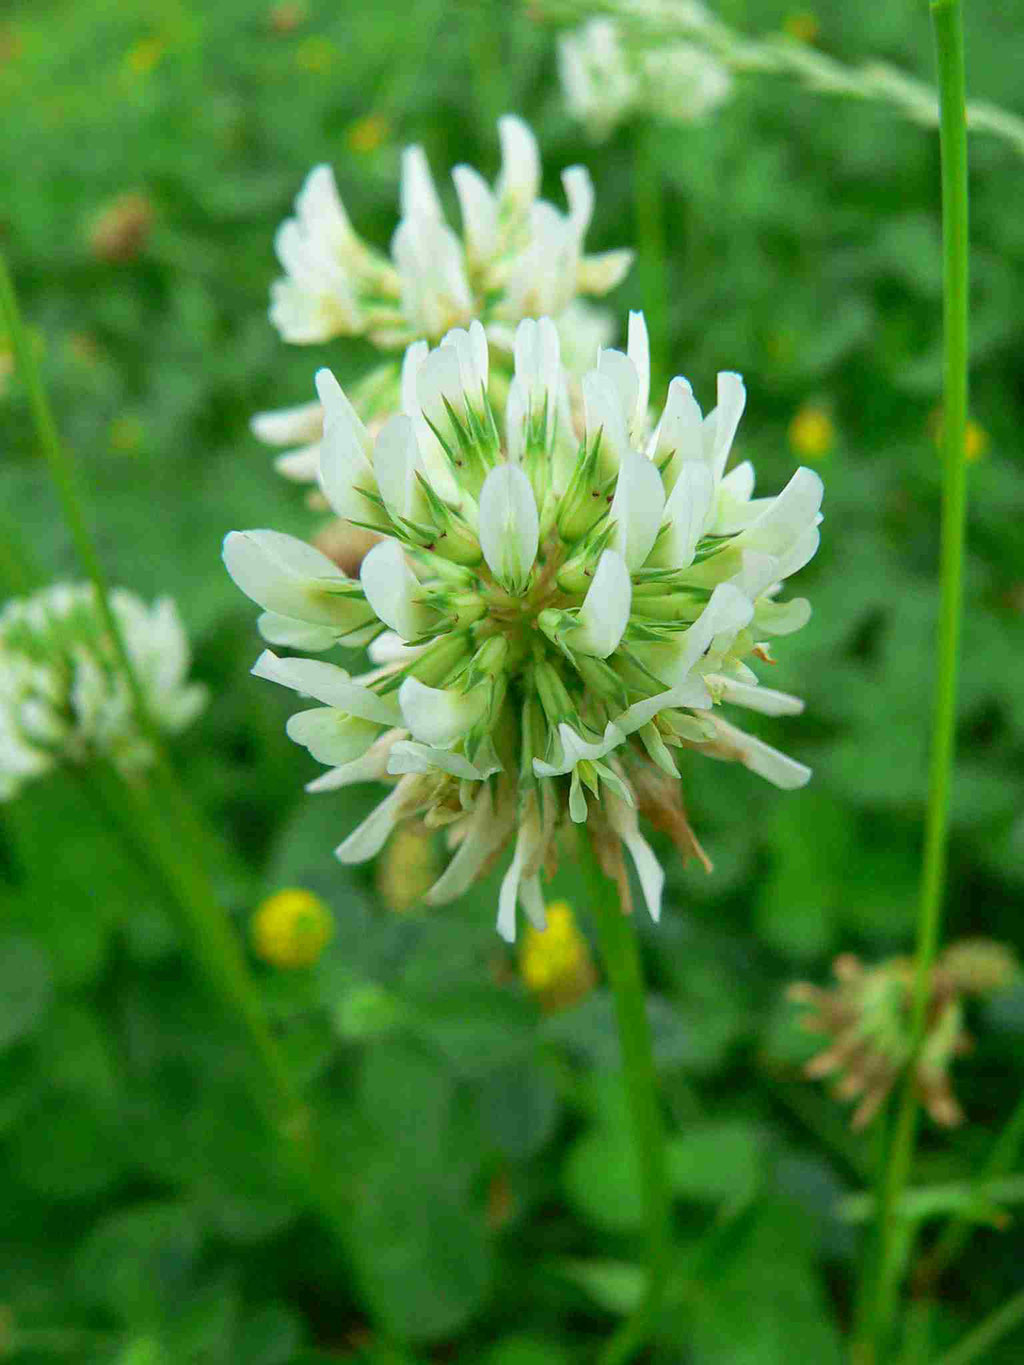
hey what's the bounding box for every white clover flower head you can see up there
[558,16,733,141]
[225,313,822,941]
[0,585,207,800]
[267,114,633,352]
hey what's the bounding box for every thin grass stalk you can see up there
[915,1088,1024,1291]
[578,828,671,1365]
[0,247,306,1143]
[934,1288,1024,1365]
[864,0,971,1353]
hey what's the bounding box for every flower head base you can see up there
[226,312,822,940]
[268,114,632,351]
[788,942,1018,1130]
[251,888,334,968]
[0,584,206,800]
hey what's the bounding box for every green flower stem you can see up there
[934,1288,1024,1365]
[0,248,305,1158]
[866,0,971,1353]
[915,1087,1024,1292]
[94,762,304,1130]
[633,122,668,395]
[578,828,671,1365]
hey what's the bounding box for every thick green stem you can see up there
[935,1288,1024,1365]
[578,829,671,1365]
[865,0,970,1354]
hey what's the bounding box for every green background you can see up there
[2,0,1023,1359]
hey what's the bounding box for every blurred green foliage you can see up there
[2,0,1024,1359]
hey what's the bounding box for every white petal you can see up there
[360,539,431,641]
[713,678,804,716]
[373,414,425,524]
[533,719,625,777]
[400,340,429,417]
[367,631,424,665]
[735,467,824,560]
[754,597,812,636]
[562,165,594,241]
[497,114,540,209]
[608,450,665,571]
[710,718,811,790]
[316,368,377,521]
[606,789,664,922]
[478,464,539,592]
[615,677,712,736]
[306,731,402,792]
[223,529,366,627]
[336,786,407,864]
[583,369,631,476]
[576,248,634,294]
[387,740,485,781]
[398,676,489,748]
[572,550,631,658]
[652,462,715,569]
[439,319,489,401]
[251,649,400,724]
[453,164,498,264]
[250,400,324,447]
[650,376,704,489]
[703,371,746,480]
[596,349,639,433]
[426,787,515,905]
[286,710,381,767]
[256,611,340,652]
[274,445,321,483]
[400,144,444,222]
[627,311,650,437]
[647,583,754,689]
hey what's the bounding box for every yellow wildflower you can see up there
[783,12,820,44]
[376,822,438,912]
[251,888,333,968]
[124,37,165,78]
[519,901,597,1013]
[929,409,989,462]
[295,36,335,74]
[346,113,390,155]
[109,416,145,456]
[788,403,834,460]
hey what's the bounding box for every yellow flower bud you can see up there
[251,888,333,969]
[519,901,597,1013]
[783,12,821,44]
[376,822,439,913]
[346,114,390,155]
[788,403,834,460]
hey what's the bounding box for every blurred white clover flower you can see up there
[225,313,821,941]
[268,114,632,349]
[0,585,207,800]
[558,16,732,142]
[253,115,630,487]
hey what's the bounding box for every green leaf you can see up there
[0,933,53,1050]
[556,1259,645,1316]
[73,1203,202,1323]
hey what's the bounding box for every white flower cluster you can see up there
[559,17,732,141]
[225,313,821,941]
[254,115,630,486]
[0,584,206,799]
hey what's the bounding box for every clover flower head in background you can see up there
[269,113,631,349]
[0,584,206,800]
[253,114,631,487]
[558,16,732,143]
[225,310,822,940]
[520,900,597,1012]
[788,941,1018,1130]
[250,887,334,968]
